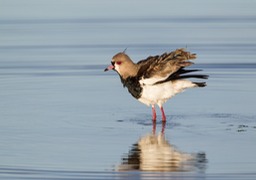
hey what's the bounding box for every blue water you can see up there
[1,0,256,179]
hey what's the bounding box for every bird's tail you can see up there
[193,82,207,87]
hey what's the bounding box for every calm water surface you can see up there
[1,0,256,179]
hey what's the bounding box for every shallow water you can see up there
[1,0,256,179]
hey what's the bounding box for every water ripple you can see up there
[1,16,256,24]
[1,166,256,180]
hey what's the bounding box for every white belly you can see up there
[138,80,196,107]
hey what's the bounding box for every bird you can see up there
[104,48,208,121]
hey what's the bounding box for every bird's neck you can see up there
[119,63,139,80]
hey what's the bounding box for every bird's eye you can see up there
[116,61,122,65]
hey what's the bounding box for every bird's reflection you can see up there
[152,120,166,135]
[117,121,207,172]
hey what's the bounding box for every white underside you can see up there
[138,80,197,107]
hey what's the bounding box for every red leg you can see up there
[160,106,166,122]
[152,105,156,121]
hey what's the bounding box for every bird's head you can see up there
[104,52,138,79]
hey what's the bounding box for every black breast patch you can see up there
[120,76,142,99]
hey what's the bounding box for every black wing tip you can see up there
[178,74,209,80]
[196,74,209,79]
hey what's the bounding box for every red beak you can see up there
[104,65,114,72]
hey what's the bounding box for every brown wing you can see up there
[137,48,197,85]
